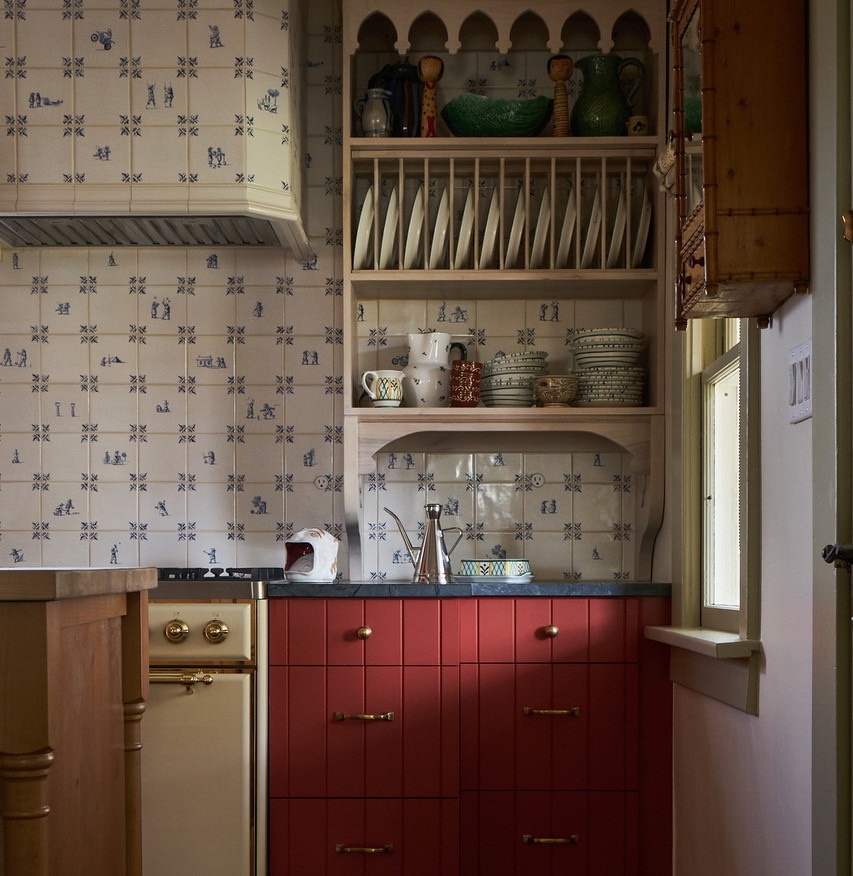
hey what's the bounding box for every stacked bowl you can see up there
[480,350,549,407]
[568,328,646,406]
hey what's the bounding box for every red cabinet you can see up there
[268,595,670,875]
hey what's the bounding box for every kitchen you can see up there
[0,0,842,874]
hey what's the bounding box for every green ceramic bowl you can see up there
[441,94,553,138]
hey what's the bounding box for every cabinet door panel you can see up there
[269,798,460,876]
[461,663,635,791]
[270,665,458,797]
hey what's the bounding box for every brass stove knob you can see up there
[203,619,229,643]
[164,618,190,643]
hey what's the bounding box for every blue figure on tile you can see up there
[156,400,171,413]
[444,497,460,516]
[251,496,268,514]
[492,453,505,466]
[94,146,111,160]
[258,88,279,112]
[162,298,171,319]
[155,500,169,517]
[70,402,76,417]
[437,303,447,321]
[306,153,312,168]
[403,453,416,469]
[392,549,410,565]
[541,499,557,514]
[592,546,601,560]
[386,453,397,469]
[15,349,27,367]
[91,29,113,50]
[303,448,316,467]
[489,544,508,559]
[594,453,603,466]
[450,306,468,323]
[253,301,263,317]
[356,303,364,321]
[260,403,276,420]
[56,302,70,314]
[246,399,255,419]
[11,449,20,463]
[11,253,19,269]
[10,548,23,563]
[490,59,510,71]
[207,254,218,268]
[300,254,318,271]
[151,298,160,319]
[104,450,127,465]
[203,450,216,465]
[54,402,61,417]
[204,548,218,564]
[2,348,11,366]
[146,84,156,107]
[108,252,117,266]
[209,25,223,48]
[110,544,119,564]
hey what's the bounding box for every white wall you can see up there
[672,286,814,875]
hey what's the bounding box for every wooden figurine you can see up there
[418,55,444,137]
[548,54,573,137]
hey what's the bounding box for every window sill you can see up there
[645,625,761,658]
[645,626,762,715]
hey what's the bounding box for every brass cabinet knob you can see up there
[203,619,229,643]
[356,625,372,639]
[163,618,189,643]
[544,624,559,638]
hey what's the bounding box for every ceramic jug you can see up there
[354,88,392,137]
[403,332,467,407]
[570,54,645,137]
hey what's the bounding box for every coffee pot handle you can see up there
[443,527,463,556]
[449,342,467,362]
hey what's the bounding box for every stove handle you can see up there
[150,670,215,694]
[333,711,394,722]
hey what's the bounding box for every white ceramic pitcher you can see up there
[403,332,467,407]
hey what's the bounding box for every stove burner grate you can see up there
[157,567,284,581]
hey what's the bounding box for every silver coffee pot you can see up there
[384,503,462,584]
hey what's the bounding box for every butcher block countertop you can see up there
[0,566,157,601]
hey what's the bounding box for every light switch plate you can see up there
[789,339,812,424]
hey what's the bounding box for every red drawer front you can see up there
[460,597,640,663]
[269,598,460,666]
[270,664,459,798]
[460,663,638,791]
[269,797,460,876]
[460,791,638,876]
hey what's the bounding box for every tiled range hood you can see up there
[0,0,311,256]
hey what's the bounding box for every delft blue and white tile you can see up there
[573,482,624,531]
[144,388,187,434]
[574,298,627,330]
[139,292,187,337]
[377,481,430,533]
[283,337,333,381]
[239,386,283,436]
[462,533,516,563]
[139,483,186,531]
[187,345,234,389]
[18,128,72,184]
[523,489,570,532]
[138,532,189,569]
[2,534,43,568]
[375,534,417,582]
[186,434,235,484]
[236,485,282,532]
[376,451,425,484]
[129,130,189,184]
[476,452,523,483]
[0,288,39,336]
[236,532,289,570]
[15,74,74,124]
[42,530,92,568]
[434,485,476,530]
[186,482,234,531]
[572,534,623,581]
[475,483,524,532]
[89,534,142,568]
[284,435,332,483]
[527,299,570,338]
[473,300,522,340]
[187,12,244,61]
[92,341,139,388]
[41,388,90,435]
[283,391,335,436]
[137,336,187,385]
[286,288,337,338]
[284,481,335,533]
[129,12,187,68]
[523,453,573,484]
[235,435,282,483]
[88,388,139,434]
[3,482,42,526]
[0,435,39,482]
[41,482,89,533]
[186,247,236,278]
[573,452,625,482]
[74,15,128,68]
[427,453,473,483]
[91,434,138,483]
[184,289,237,335]
[184,386,231,433]
[235,336,284,385]
[128,69,188,120]
[425,299,475,333]
[526,530,572,580]
[135,248,188,287]
[38,334,83,382]
[88,480,138,528]
[0,385,40,437]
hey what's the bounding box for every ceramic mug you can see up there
[450,360,483,407]
[626,114,649,136]
[361,369,405,407]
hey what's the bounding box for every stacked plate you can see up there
[568,328,645,406]
[480,350,549,407]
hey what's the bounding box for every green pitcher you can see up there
[570,54,645,137]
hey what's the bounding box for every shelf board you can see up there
[349,270,657,299]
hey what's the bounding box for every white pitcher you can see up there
[403,332,467,407]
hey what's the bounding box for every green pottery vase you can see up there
[570,54,645,137]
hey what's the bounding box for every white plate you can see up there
[454,186,474,269]
[478,188,500,269]
[606,185,627,268]
[581,185,602,269]
[455,574,536,584]
[379,187,398,269]
[555,196,577,269]
[403,186,425,270]
[631,189,652,268]
[530,193,551,268]
[428,187,449,269]
[352,185,374,270]
[505,187,525,268]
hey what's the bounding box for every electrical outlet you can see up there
[789,339,812,424]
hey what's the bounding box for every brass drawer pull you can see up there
[522,707,581,717]
[333,711,394,722]
[335,844,393,854]
[356,625,372,639]
[543,624,559,638]
[149,670,214,694]
[522,834,579,845]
